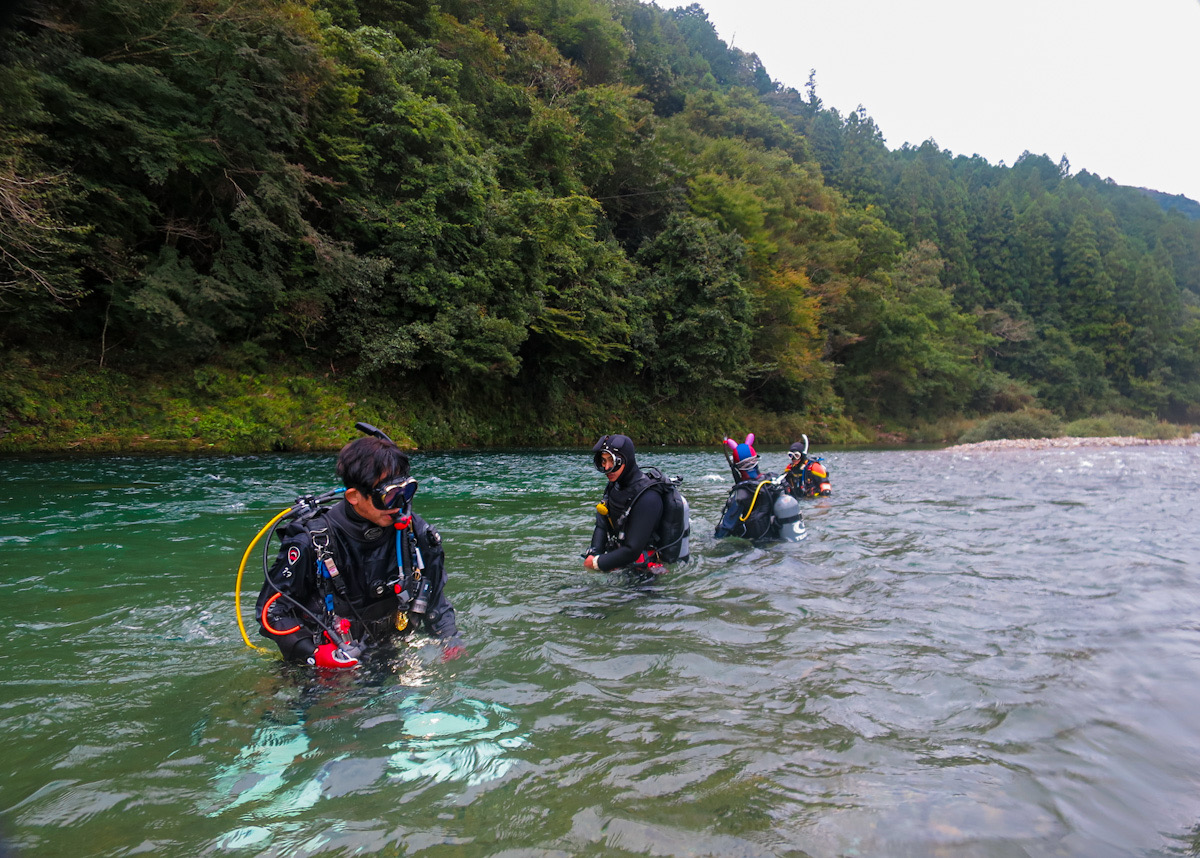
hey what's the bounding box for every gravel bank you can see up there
[943,433,1200,452]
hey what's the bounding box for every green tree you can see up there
[1059,213,1116,348]
[1014,326,1113,417]
[635,212,753,396]
[834,242,993,418]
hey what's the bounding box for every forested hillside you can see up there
[2,0,1198,450]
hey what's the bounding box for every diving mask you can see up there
[370,476,417,510]
[593,441,624,474]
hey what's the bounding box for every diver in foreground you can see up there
[254,428,463,668]
[584,434,690,574]
[714,433,805,542]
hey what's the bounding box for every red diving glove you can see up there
[441,638,468,662]
[635,552,666,575]
[310,642,360,669]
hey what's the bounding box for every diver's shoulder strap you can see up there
[411,515,443,553]
[281,504,331,537]
[613,472,660,527]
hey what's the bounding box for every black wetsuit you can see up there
[589,438,665,572]
[255,499,458,663]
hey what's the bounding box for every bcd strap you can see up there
[310,528,348,598]
[612,474,658,533]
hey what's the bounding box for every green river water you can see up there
[2,446,1199,857]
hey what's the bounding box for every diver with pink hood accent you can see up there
[716,433,805,542]
[724,433,761,481]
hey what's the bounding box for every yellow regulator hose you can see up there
[739,480,771,522]
[235,507,295,651]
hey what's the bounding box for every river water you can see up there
[2,445,1199,858]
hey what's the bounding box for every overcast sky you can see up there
[686,0,1200,202]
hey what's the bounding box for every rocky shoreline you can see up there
[944,433,1200,452]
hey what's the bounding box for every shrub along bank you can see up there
[3,359,1190,455]
[0,359,869,454]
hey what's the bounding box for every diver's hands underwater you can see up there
[441,637,467,662]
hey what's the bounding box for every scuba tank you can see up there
[772,492,806,542]
[673,493,690,562]
[235,487,345,651]
[655,481,690,563]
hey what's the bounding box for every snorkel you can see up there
[722,437,740,481]
[786,434,810,472]
[355,421,392,443]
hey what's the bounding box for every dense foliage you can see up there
[2,0,1198,449]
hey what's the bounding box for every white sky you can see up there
[686,0,1200,202]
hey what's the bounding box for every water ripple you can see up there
[2,448,1200,856]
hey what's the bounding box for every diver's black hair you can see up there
[337,436,410,493]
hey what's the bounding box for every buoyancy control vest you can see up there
[717,476,782,540]
[259,500,445,645]
[784,457,832,498]
[602,467,691,564]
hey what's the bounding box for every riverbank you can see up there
[944,433,1200,452]
[0,360,870,454]
[4,359,1194,456]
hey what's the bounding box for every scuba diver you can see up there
[781,435,832,499]
[584,434,690,574]
[715,434,805,542]
[252,425,463,669]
